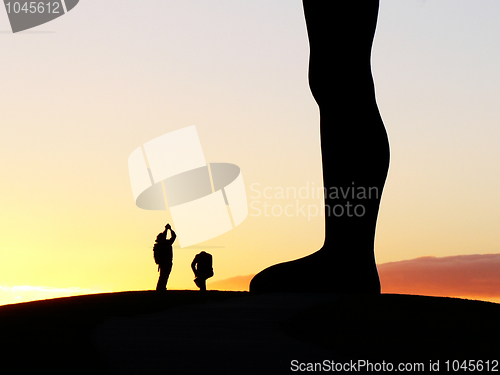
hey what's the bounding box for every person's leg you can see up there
[250,1,389,294]
[194,272,211,291]
[156,262,172,291]
[199,278,207,292]
[156,271,165,291]
[194,277,201,289]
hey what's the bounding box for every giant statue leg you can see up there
[250,1,390,294]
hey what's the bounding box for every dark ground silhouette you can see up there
[251,0,389,294]
[283,294,500,361]
[1,292,499,374]
[0,291,242,375]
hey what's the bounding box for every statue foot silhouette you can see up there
[250,242,381,294]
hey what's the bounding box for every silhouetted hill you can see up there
[1,291,499,374]
[0,290,244,374]
[283,294,500,362]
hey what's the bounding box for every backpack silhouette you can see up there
[153,233,169,266]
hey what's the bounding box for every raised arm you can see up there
[166,228,176,245]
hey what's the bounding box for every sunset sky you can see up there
[1,0,500,305]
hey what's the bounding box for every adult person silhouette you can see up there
[191,251,214,291]
[154,223,177,292]
[250,1,390,294]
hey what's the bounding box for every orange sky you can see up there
[210,253,500,305]
[378,253,500,304]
